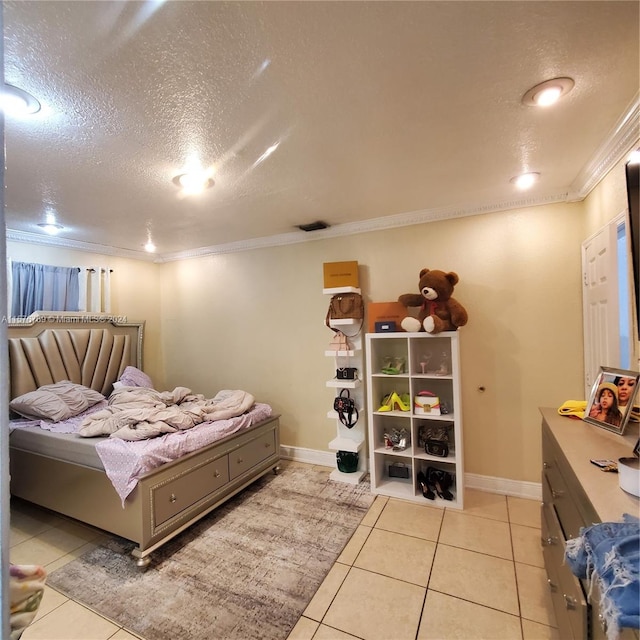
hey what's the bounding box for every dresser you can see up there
[540,408,639,640]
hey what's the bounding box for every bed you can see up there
[7,313,280,567]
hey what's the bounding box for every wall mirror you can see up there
[584,366,640,434]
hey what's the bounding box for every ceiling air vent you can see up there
[296,221,330,232]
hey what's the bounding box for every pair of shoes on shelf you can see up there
[378,392,411,412]
[417,471,435,500]
[425,466,454,500]
[380,356,407,375]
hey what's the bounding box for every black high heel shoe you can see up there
[417,471,435,500]
[427,467,454,501]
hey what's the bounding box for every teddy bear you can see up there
[397,269,468,333]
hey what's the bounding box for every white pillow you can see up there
[10,381,105,422]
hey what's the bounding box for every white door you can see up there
[582,221,619,398]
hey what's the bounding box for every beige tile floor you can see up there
[10,481,558,640]
[287,489,561,640]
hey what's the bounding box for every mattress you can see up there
[10,427,106,471]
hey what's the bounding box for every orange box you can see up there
[367,301,407,333]
[323,261,359,289]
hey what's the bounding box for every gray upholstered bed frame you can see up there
[8,313,280,566]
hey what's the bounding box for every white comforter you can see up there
[78,387,255,441]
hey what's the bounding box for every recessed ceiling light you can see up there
[172,171,214,195]
[510,172,540,190]
[144,240,156,253]
[37,222,63,235]
[522,78,574,107]
[1,83,41,115]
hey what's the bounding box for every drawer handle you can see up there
[169,493,177,503]
[214,470,221,478]
[543,461,550,469]
[237,457,244,464]
[264,442,271,448]
[551,489,564,499]
[547,578,557,593]
[563,594,577,610]
[543,536,559,546]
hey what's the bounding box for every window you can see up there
[8,261,112,318]
[10,261,80,317]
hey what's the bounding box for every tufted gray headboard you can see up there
[7,313,144,398]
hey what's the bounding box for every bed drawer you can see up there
[229,429,276,480]
[153,456,230,526]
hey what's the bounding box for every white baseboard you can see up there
[464,473,542,501]
[279,445,335,468]
[280,445,542,500]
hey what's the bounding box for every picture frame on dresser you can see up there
[584,366,640,435]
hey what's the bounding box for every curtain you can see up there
[78,267,111,313]
[10,262,80,317]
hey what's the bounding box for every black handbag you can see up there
[422,425,449,457]
[336,367,357,380]
[334,389,358,428]
[388,462,410,478]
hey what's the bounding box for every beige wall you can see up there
[158,200,588,483]
[6,243,164,383]
[9,154,633,483]
[583,156,632,237]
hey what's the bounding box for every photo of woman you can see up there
[615,375,637,413]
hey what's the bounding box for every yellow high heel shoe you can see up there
[378,393,394,412]
[390,392,411,412]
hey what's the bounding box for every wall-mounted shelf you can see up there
[323,284,367,484]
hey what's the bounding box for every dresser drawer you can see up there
[153,456,230,526]
[541,501,564,567]
[556,554,588,640]
[542,500,587,638]
[229,429,276,480]
[543,450,585,541]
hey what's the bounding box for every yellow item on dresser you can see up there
[557,400,587,418]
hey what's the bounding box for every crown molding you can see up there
[157,191,568,262]
[1,190,582,263]
[567,91,640,201]
[6,228,158,262]
[6,191,568,263]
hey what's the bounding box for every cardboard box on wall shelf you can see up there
[323,261,359,289]
[367,301,408,333]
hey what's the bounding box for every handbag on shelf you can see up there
[422,425,450,457]
[327,331,351,352]
[388,462,410,479]
[336,367,358,380]
[336,451,359,473]
[414,390,441,415]
[334,389,358,428]
[325,292,364,330]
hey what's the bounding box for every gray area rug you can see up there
[48,462,374,640]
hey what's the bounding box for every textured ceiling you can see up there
[3,1,639,260]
